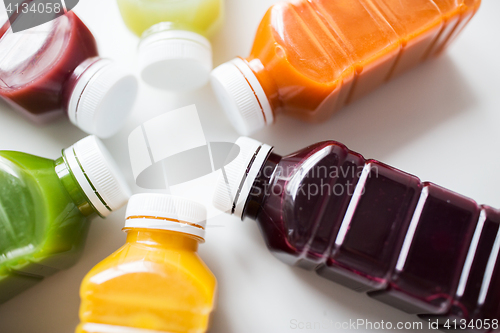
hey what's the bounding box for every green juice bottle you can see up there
[116,0,224,91]
[0,136,131,304]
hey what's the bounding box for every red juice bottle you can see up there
[0,12,138,138]
[213,137,500,329]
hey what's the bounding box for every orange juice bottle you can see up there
[211,0,481,135]
[75,194,217,333]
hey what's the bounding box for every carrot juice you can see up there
[211,0,481,135]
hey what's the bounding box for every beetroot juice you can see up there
[421,206,500,330]
[214,137,500,331]
[0,12,138,138]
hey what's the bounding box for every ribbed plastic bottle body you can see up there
[243,140,499,327]
[76,229,217,333]
[420,206,500,329]
[0,151,90,304]
[0,12,98,122]
[246,0,481,122]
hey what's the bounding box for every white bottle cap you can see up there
[67,59,138,138]
[138,25,213,91]
[63,135,132,217]
[213,136,273,219]
[210,58,274,135]
[125,193,207,241]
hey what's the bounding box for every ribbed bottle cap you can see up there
[64,135,131,217]
[68,59,138,138]
[213,136,273,218]
[138,25,212,91]
[125,193,207,241]
[210,58,274,135]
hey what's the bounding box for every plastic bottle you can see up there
[116,0,224,91]
[213,137,499,328]
[0,135,131,304]
[76,193,217,333]
[211,0,481,135]
[0,12,138,138]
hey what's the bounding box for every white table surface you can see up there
[1,1,499,332]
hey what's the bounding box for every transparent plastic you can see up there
[0,12,98,122]
[241,0,481,123]
[76,229,217,333]
[0,151,96,304]
[421,206,500,330]
[242,140,498,325]
[116,0,224,37]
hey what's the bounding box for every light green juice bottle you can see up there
[0,136,130,304]
[116,0,224,91]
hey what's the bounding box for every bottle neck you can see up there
[227,143,274,218]
[125,228,199,251]
[242,152,282,221]
[63,57,104,114]
[245,58,282,115]
[55,156,98,217]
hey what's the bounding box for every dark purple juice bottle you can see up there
[421,206,500,332]
[213,137,499,330]
[369,183,479,314]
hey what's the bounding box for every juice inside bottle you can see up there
[211,0,481,135]
[0,12,138,137]
[213,137,498,325]
[76,194,217,333]
[420,206,500,328]
[0,136,130,304]
[116,0,224,90]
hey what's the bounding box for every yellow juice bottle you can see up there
[75,194,217,333]
[116,0,224,91]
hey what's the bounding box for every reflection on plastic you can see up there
[231,139,500,326]
[76,229,217,333]
[4,0,80,33]
[0,13,98,122]
[0,151,89,304]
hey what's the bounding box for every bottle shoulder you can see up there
[78,242,217,333]
[253,141,366,262]
[0,151,71,202]
[0,150,53,168]
[0,151,87,269]
[0,12,98,117]
[0,151,58,211]
[0,15,72,91]
[81,242,216,295]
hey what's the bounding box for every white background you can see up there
[0,0,500,332]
